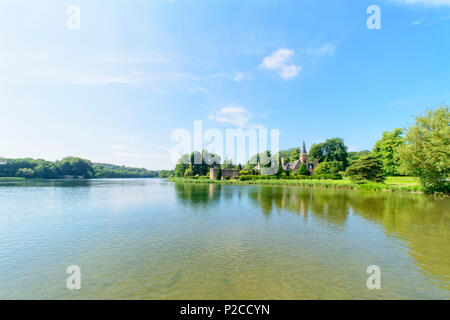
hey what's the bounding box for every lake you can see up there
[0,178,448,299]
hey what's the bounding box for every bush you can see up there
[345,154,385,183]
[239,169,260,176]
[314,161,343,175]
[298,163,309,176]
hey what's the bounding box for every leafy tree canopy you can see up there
[373,128,405,176]
[346,154,385,183]
[314,161,343,175]
[309,138,349,169]
[398,106,449,194]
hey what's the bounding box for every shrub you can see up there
[239,169,260,176]
[314,161,343,175]
[298,163,309,176]
[345,154,385,183]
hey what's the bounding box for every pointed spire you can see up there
[302,141,307,154]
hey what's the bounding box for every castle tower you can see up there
[300,141,308,164]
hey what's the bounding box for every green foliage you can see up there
[239,169,260,176]
[239,174,342,181]
[373,128,405,176]
[174,150,221,177]
[56,157,94,178]
[246,150,273,169]
[216,168,221,180]
[0,157,159,179]
[309,138,348,169]
[314,161,343,175]
[346,154,385,183]
[93,163,158,178]
[221,159,237,169]
[289,147,300,162]
[16,168,35,179]
[398,106,450,194]
[158,170,173,178]
[298,163,309,176]
[347,150,371,167]
[184,165,194,177]
[0,158,58,178]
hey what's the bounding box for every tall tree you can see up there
[398,106,449,194]
[347,150,371,167]
[373,128,404,176]
[309,138,349,168]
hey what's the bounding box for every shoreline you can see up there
[169,177,425,194]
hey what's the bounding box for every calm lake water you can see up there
[0,178,448,299]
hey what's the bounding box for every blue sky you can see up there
[1,0,449,169]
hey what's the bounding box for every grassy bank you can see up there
[0,177,26,181]
[169,177,423,193]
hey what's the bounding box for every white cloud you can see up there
[233,72,252,82]
[209,106,261,128]
[392,0,450,6]
[305,43,336,57]
[260,49,302,80]
[233,73,244,82]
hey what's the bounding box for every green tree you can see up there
[309,143,325,163]
[289,147,300,162]
[184,165,194,177]
[174,154,191,177]
[373,128,405,176]
[174,151,221,177]
[298,163,309,176]
[347,150,371,167]
[56,157,94,177]
[346,154,385,183]
[314,161,343,175]
[398,106,449,194]
[309,138,349,169]
[16,168,34,179]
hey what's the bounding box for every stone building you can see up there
[281,141,319,174]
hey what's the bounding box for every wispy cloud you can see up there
[260,49,302,80]
[304,43,336,57]
[209,106,263,128]
[233,72,252,82]
[410,19,423,26]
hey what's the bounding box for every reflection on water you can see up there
[175,183,450,292]
[0,179,448,299]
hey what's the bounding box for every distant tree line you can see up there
[0,157,168,179]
